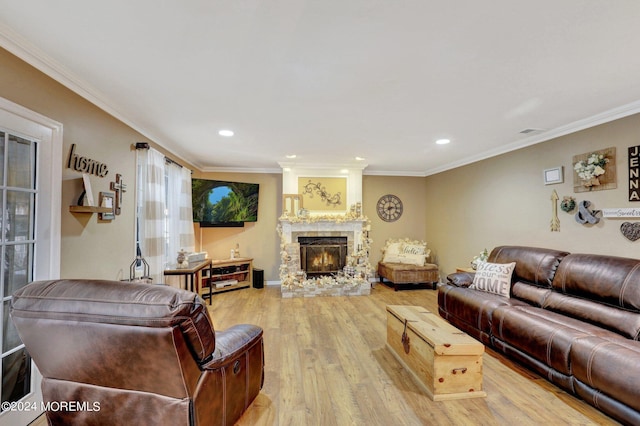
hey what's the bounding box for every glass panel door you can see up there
[0,132,36,420]
[0,97,62,426]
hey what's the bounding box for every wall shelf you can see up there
[69,206,112,214]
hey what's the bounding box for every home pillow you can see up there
[469,261,516,298]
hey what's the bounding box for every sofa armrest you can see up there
[446,272,475,287]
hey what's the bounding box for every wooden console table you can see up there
[164,259,212,295]
[203,258,253,296]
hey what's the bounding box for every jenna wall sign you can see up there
[572,147,616,193]
[629,145,640,201]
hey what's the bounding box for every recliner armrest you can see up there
[202,324,263,369]
[446,272,475,287]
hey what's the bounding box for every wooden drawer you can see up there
[386,305,486,400]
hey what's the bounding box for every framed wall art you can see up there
[99,191,115,221]
[572,147,616,193]
[543,167,563,185]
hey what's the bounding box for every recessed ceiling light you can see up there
[218,129,234,137]
[285,154,297,159]
[435,138,450,145]
[355,156,365,161]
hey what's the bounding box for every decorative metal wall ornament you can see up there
[301,180,342,206]
[574,200,601,225]
[621,222,640,241]
[560,196,576,213]
[550,190,560,232]
[110,173,127,215]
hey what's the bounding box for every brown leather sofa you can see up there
[11,279,264,426]
[438,246,640,426]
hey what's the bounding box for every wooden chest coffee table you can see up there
[386,305,486,401]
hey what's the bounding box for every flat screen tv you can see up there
[192,178,259,227]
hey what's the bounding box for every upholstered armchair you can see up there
[11,279,264,426]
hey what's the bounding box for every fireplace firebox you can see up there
[298,236,348,276]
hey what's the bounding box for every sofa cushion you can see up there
[438,285,511,344]
[491,305,623,375]
[489,246,569,288]
[544,292,640,340]
[552,253,640,311]
[469,261,515,298]
[550,253,640,339]
[570,336,640,414]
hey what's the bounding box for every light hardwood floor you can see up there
[30,283,619,426]
[222,284,618,426]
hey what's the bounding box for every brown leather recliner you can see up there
[10,279,264,425]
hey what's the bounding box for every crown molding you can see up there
[199,166,283,174]
[423,99,640,177]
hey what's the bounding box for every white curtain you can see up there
[139,148,166,283]
[137,148,195,284]
[167,163,195,263]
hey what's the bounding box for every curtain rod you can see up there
[135,142,184,169]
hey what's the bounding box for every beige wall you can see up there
[192,171,282,280]
[363,175,428,265]
[0,48,144,280]
[425,113,640,276]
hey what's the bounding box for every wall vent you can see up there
[519,128,545,135]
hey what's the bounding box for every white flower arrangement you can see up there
[573,153,608,181]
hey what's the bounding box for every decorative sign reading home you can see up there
[67,144,109,177]
[629,145,640,201]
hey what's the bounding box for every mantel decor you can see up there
[301,180,342,206]
[573,147,616,193]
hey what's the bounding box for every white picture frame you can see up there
[543,167,563,185]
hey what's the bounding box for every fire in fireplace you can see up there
[298,236,348,276]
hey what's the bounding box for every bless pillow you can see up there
[469,261,516,298]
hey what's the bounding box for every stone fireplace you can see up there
[277,162,371,297]
[278,217,372,297]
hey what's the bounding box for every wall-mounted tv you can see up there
[192,178,259,227]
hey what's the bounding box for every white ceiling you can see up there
[2,1,640,176]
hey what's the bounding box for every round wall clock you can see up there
[377,194,403,222]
